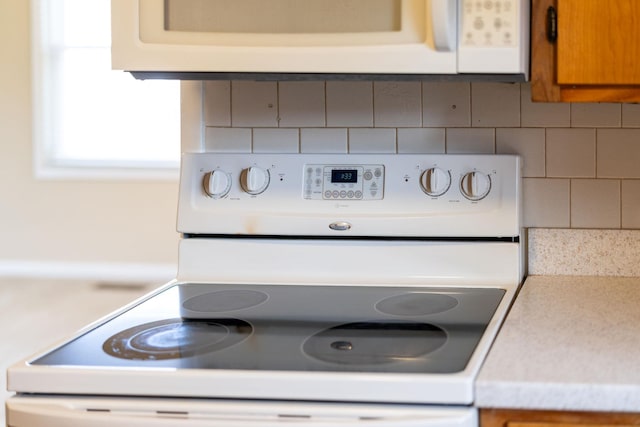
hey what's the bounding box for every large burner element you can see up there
[302,321,447,365]
[103,318,252,360]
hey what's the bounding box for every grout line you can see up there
[593,129,597,179]
[229,81,234,128]
[395,128,399,154]
[619,179,623,229]
[492,128,496,154]
[323,81,327,128]
[444,128,448,153]
[568,178,572,228]
[420,82,424,128]
[568,102,573,128]
[276,81,281,129]
[371,81,376,129]
[467,82,473,128]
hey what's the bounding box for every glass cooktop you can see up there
[33,283,505,374]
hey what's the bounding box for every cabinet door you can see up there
[557,0,640,85]
[531,0,640,102]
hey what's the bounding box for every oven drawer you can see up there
[7,395,477,427]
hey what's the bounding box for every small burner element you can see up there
[182,289,269,313]
[103,318,252,360]
[375,292,458,316]
[303,321,447,365]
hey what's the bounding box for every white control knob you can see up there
[240,166,270,195]
[420,167,451,197]
[460,171,491,201]
[203,170,232,199]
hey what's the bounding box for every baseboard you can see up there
[0,260,177,284]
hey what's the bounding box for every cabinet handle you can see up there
[546,6,558,43]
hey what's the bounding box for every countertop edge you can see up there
[476,380,640,413]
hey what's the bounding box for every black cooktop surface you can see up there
[33,283,505,374]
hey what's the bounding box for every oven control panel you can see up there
[303,164,384,201]
[178,153,521,238]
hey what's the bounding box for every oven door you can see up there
[7,395,477,427]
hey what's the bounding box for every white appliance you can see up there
[111,0,530,80]
[7,153,523,426]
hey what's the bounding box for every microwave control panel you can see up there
[303,164,384,201]
[461,0,519,47]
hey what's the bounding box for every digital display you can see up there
[331,169,358,183]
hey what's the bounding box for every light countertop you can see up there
[476,275,640,412]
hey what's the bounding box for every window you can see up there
[32,0,181,179]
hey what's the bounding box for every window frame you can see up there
[31,0,180,181]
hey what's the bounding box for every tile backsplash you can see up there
[203,80,640,230]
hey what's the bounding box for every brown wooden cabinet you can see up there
[481,409,640,427]
[531,0,640,102]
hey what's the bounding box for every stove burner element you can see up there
[103,318,252,360]
[303,321,447,365]
[182,289,269,313]
[375,292,458,316]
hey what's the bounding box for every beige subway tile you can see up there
[422,82,470,127]
[326,82,373,127]
[446,128,494,154]
[571,179,621,228]
[546,129,595,177]
[471,82,520,127]
[300,128,348,153]
[597,129,640,178]
[231,81,278,127]
[520,83,570,127]
[397,128,445,153]
[204,128,252,153]
[571,103,621,128]
[253,129,299,153]
[204,81,231,126]
[348,129,396,153]
[373,82,421,127]
[622,180,640,228]
[278,82,325,127]
[523,178,570,227]
[496,128,545,177]
[622,104,640,128]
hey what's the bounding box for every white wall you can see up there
[0,1,179,282]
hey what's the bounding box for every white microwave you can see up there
[111,0,529,80]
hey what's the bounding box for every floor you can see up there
[0,277,156,425]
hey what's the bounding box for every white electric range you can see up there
[7,153,523,426]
